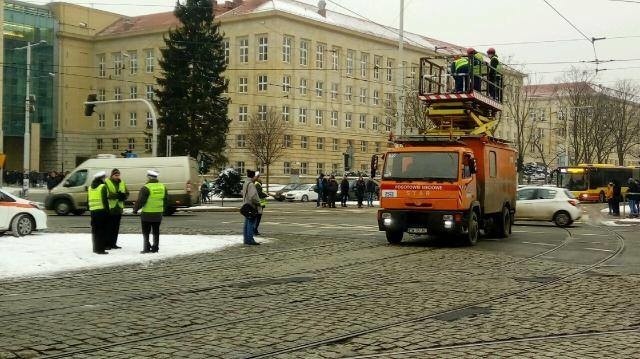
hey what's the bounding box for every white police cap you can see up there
[146,169,159,177]
[93,170,106,179]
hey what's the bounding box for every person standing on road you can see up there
[326,175,338,208]
[605,182,614,215]
[612,180,622,217]
[626,178,639,218]
[133,170,168,253]
[355,176,366,208]
[365,178,376,207]
[200,181,210,204]
[340,176,350,207]
[316,173,325,208]
[105,168,128,250]
[242,169,261,245]
[46,171,58,194]
[254,172,268,236]
[88,171,110,255]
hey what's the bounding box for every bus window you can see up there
[560,172,587,191]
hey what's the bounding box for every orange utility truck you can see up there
[376,56,516,245]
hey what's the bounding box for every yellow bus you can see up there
[553,164,640,203]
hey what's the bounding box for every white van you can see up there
[45,156,200,215]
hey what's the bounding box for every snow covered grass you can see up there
[0,232,263,279]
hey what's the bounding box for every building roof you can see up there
[96,0,465,54]
[524,82,597,98]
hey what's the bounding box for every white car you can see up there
[516,185,582,227]
[285,184,318,202]
[0,189,48,236]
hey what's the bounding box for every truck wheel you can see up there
[496,207,511,238]
[464,212,479,246]
[54,199,72,216]
[386,231,403,244]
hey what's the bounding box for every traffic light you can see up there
[84,94,98,116]
[28,95,36,113]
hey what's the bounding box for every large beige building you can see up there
[8,0,519,181]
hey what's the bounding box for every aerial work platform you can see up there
[418,56,503,137]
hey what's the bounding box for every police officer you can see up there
[88,171,110,254]
[105,168,129,249]
[133,170,168,253]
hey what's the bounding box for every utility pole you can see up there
[395,0,405,137]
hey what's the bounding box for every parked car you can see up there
[515,185,582,227]
[0,188,48,236]
[272,183,302,201]
[285,184,318,202]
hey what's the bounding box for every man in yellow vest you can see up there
[468,48,486,92]
[451,54,469,93]
[133,169,168,253]
[487,47,502,100]
[88,171,110,254]
[105,168,129,250]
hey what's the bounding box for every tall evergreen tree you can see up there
[155,0,229,164]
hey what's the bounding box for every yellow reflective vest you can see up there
[105,178,127,210]
[473,53,486,76]
[142,182,166,213]
[88,184,106,211]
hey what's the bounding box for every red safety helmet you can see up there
[467,48,476,55]
[487,47,496,55]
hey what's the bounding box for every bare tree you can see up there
[591,91,617,163]
[245,107,290,190]
[383,87,433,135]
[607,80,640,165]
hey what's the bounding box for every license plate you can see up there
[408,227,428,234]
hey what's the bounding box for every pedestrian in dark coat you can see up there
[133,170,168,253]
[355,176,366,208]
[612,180,622,216]
[365,178,376,207]
[46,171,58,193]
[321,176,329,207]
[316,174,325,208]
[326,175,339,208]
[105,168,129,250]
[340,177,350,207]
[88,171,110,254]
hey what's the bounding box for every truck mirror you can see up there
[469,158,477,174]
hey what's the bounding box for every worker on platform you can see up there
[487,47,502,100]
[452,53,469,93]
[468,48,486,92]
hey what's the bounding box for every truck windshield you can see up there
[558,172,587,191]
[383,152,459,180]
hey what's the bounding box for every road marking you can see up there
[512,231,552,234]
[575,233,609,237]
[583,247,614,252]
[521,241,556,247]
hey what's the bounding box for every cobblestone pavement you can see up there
[1,205,639,358]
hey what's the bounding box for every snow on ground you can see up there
[0,232,261,280]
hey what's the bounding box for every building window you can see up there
[346,49,354,75]
[239,37,249,63]
[345,113,352,128]
[373,116,379,131]
[316,162,324,175]
[317,137,324,150]
[361,53,368,77]
[299,39,309,66]
[298,108,307,124]
[113,52,123,76]
[238,77,248,93]
[282,35,292,63]
[223,38,230,65]
[258,75,268,92]
[98,113,105,128]
[129,112,137,127]
[315,109,323,126]
[284,134,292,148]
[376,142,381,152]
[146,85,154,100]
[257,104,267,121]
[282,105,290,122]
[316,43,325,68]
[145,136,151,151]
[112,138,119,150]
[301,135,308,149]
[331,83,338,100]
[257,35,268,61]
[345,86,352,101]
[236,161,245,174]
[360,88,367,104]
[386,58,394,82]
[331,111,338,127]
[332,138,339,151]
[236,134,246,148]
[128,138,136,150]
[98,54,106,77]
[145,49,155,73]
[129,51,138,75]
[146,112,153,128]
[282,75,291,92]
[331,48,339,70]
[238,105,248,122]
[114,87,122,101]
[114,113,121,128]
[299,78,307,95]
[361,140,367,152]
[385,93,393,108]
[332,163,339,172]
[284,161,292,175]
[315,81,324,97]
[98,88,106,101]
[411,64,417,87]
[359,114,366,129]
[373,90,379,105]
[300,162,308,175]
[130,86,137,99]
[374,55,381,80]
[96,138,103,150]
[386,116,392,130]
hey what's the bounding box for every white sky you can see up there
[35,0,640,86]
